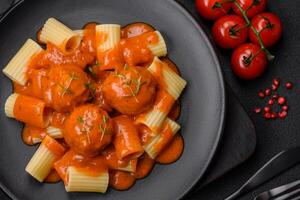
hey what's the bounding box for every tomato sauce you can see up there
[134,153,155,179]
[109,170,136,190]
[45,169,61,183]
[22,125,47,145]
[11,22,184,191]
[42,135,66,156]
[138,124,156,145]
[13,94,49,128]
[54,150,107,184]
[156,134,184,164]
[168,101,181,121]
[102,145,136,170]
[113,116,144,160]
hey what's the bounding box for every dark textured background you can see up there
[1,0,300,199]
[180,0,300,199]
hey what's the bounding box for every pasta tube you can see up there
[136,90,175,134]
[73,30,84,37]
[25,136,65,182]
[113,116,144,160]
[46,126,63,139]
[4,93,49,128]
[96,24,121,52]
[118,159,138,173]
[148,57,187,100]
[39,18,81,54]
[2,39,42,85]
[65,167,109,193]
[148,31,167,57]
[144,118,180,159]
[102,146,138,173]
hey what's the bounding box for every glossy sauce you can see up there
[102,145,136,170]
[138,124,156,145]
[13,94,48,128]
[54,150,107,183]
[109,170,136,190]
[14,22,184,191]
[42,135,66,156]
[97,29,158,70]
[113,116,144,160]
[156,134,184,164]
[134,153,155,179]
[22,125,47,145]
[45,170,61,183]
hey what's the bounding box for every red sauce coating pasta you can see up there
[6,21,185,192]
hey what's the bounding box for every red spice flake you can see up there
[264,113,271,119]
[278,97,286,105]
[286,82,293,89]
[282,105,289,111]
[254,108,261,114]
[265,89,271,96]
[271,84,278,91]
[268,99,274,105]
[264,106,271,113]
[270,113,277,119]
[258,92,265,98]
[273,78,280,86]
[279,111,288,119]
[255,78,293,121]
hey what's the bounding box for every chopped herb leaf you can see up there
[77,116,84,123]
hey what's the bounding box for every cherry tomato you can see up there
[195,0,232,20]
[232,0,267,18]
[231,43,267,79]
[249,12,283,47]
[212,15,248,49]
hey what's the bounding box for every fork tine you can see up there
[290,196,300,200]
[254,180,300,200]
[274,187,300,200]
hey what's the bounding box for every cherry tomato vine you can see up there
[196,0,283,80]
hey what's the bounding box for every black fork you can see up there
[254,179,300,200]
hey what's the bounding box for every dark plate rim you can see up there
[0,0,226,199]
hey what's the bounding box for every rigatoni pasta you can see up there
[39,18,81,54]
[102,146,138,173]
[144,118,181,159]
[136,90,175,134]
[65,167,109,193]
[96,24,121,52]
[2,39,42,85]
[148,31,167,57]
[148,56,187,100]
[4,93,49,128]
[3,19,187,194]
[113,116,144,160]
[118,159,138,173]
[25,136,65,182]
[46,126,63,138]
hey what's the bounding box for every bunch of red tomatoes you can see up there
[196,0,282,80]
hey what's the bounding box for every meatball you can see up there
[102,66,156,115]
[44,64,89,111]
[64,104,114,157]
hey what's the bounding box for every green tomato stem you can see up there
[232,1,275,61]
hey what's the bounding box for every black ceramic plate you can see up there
[0,0,225,199]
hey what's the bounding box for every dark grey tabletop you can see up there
[1,0,300,200]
